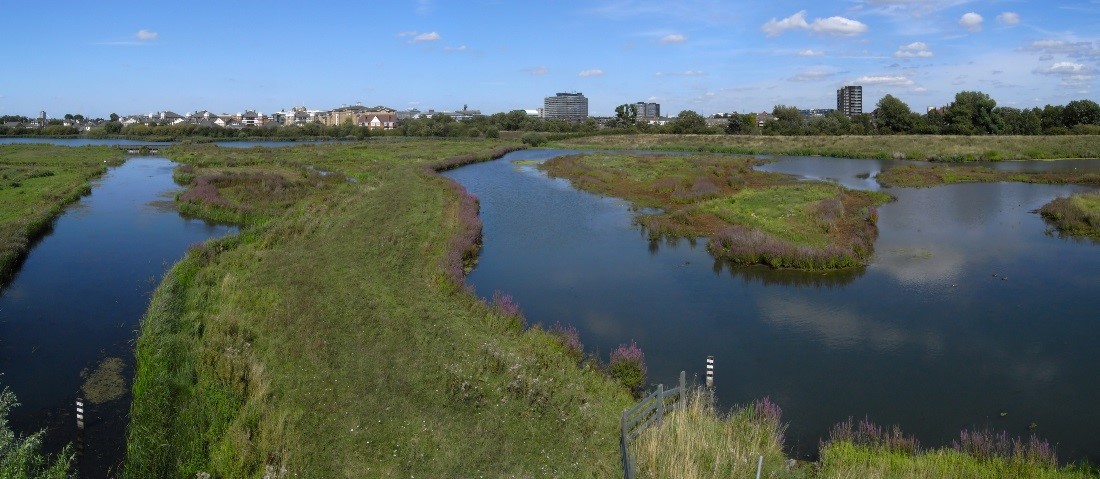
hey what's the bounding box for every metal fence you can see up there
[619,370,687,479]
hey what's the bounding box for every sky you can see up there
[2,0,1098,118]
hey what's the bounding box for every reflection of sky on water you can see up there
[448,150,1100,462]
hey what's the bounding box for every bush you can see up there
[521,132,547,147]
[609,342,647,396]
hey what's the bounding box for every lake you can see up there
[444,149,1100,463]
[0,157,236,477]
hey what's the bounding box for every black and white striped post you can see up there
[75,398,85,459]
[705,355,714,389]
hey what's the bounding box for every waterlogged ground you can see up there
[445,150,1100,463]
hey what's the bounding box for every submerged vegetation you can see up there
[877,164,1100,188]
[1041,191,1100,241]
[539,153,890,269]
[555,134,1100,162]
[0,144,124,284]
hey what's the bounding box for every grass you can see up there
[553,134,1100,161]
[877,164,1100,188]
[125,139,636,478]
[1040,191,1100,240]
[539,153,891,269]
[0,144,124,285]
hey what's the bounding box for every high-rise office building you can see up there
[634,102,660,120]
[836,86,863,117]
[543,92,589,121]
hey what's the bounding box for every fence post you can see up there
[621,410,633,479]
[706,355,714,390]
[75,398,85,461]
[678,370,686,408]
[656,384,665,425]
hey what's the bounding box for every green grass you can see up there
[126,140,635,477]
[0,144,124,284]
[817,441,1094,479]
[553,134,1100,161]
[539,153,891,269]
[878,165,1100,188]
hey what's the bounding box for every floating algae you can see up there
[81,357,126,404]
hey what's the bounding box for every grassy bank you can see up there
[877,164,1100,188]
[1040,191,1100,240]
[125,140,635,477]
[539,153,890,269]
[629,391,1096,479]
[553,134,1100,161]
[0,144,124,284]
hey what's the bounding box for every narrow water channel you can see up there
[444,150,1100,463]
[0,158,236,477]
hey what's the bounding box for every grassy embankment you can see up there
[540,153,891,269]
[125,140,637,478]
[0,144,124,284]
[554,134,1100,161]
[1039,191,1100,240]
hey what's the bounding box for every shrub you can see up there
[548,322,584,362]
[609,341,647,396]
[521,132,547,147]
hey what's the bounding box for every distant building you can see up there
[798,108,836,120]
[543,92,588,121]
[634,102,660,120]
[837,86,863,117]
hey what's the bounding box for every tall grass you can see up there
[0,386,72,479]
[1040,191,1100,240]
[630,389,788,479]
[878,164,1100,188]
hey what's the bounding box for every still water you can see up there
[0,158,236,476]
[445,150,1100,463]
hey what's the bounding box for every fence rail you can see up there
[620,370,687,479]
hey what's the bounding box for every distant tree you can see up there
[109,113,120,122]
[725,114,757,134]
[874,94,914,134]
[1040,104,1066,133]
[102,121,123,134]
[614,103,638,128]
[945,90,1003,134]
[996,107,1042,135]
[63,113,74,121]
[1063,99,1100,127]
[807,111,853,135]
[669,110,707,134]
[763,105,803,135]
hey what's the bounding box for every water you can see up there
[445,150,1100,463]
[0,158,236,476]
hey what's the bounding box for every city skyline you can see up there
[3,1,1098,118]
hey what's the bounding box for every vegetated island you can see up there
[0,144,124,283]
[1040,191,1100,241]
[539,153,891,269]
[553,133,1100,162]
[876,164,1100,188]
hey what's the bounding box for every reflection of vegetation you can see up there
[878,164,1100,188]
[0,145,124,284]
[1041,191,1100,241]
[556,134,1100,161]
[0,385,72,478]
[540,153,890,269]
[128,141,634,477]
[81,357,126,404]
[710,259,865,287]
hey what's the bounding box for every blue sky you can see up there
[3,0,1098,118]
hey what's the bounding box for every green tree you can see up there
[874,94,914,134]
[669,110,707,134]
[613,103,637,128]
[109,113,120,122]
[945,90,1003,134]
[1063,99,1100,127]
[807,111,853,135]
[725,114,757,134]
[763,105,803,135]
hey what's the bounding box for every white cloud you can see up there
[762,11,809,37]
[810,16,868,36]
[416,0,433,14]
[523,66,549,76]
[1035,61,1096,86]
[894,41,933,58]
[578,69,604,77]
[762,10,867,37]
[1022,40,1100,60]
[135,29,158,42]
[798,49,825,57]
[660,33,686,44]
[655,70,706,77]
[443,45,467,52]
[412,32,441,42]
[914,86,928,92]
[790,69,835,82]
[959,12,983,32]
[996,12,1020,25]
[855,75,914,86]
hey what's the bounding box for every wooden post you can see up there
[621,410,633,479]
[678,370,686,408]
[656,384,665,424]
[706,356,714,389]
